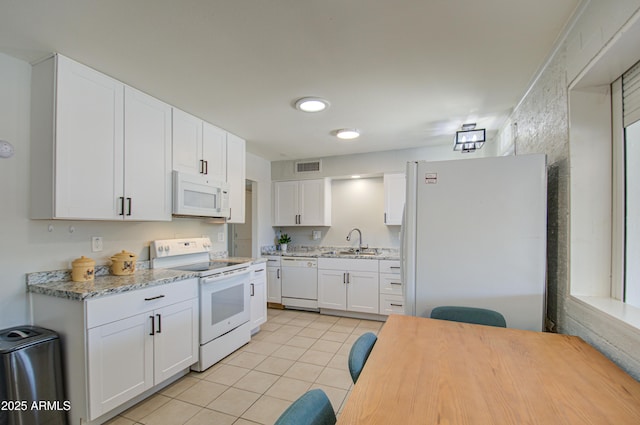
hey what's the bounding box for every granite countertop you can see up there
[261,247,400,261]
[27,257,266,301]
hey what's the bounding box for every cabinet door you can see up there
[318,269,347,310]
[347,271,379,313]
[250,269,267,331]
[384,173,406,225]
[226,133,246,223]
[55,55,124,219]
[202,122,227,182]
[273,181,299,225]
[124,86,172,221]
[153,298,199,383]
[299,179,327,225]
[266,267,282,303]
[87,312,153,420]
[172,108,203,174]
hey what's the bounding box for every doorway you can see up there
[229,180,255,257]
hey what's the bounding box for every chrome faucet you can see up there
[346,228,367,252]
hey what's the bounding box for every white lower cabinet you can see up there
[265,256,282,303]
[250,264,267,333]
[379,260,405,315]
[32,278,199,425]
[318,258,379,314]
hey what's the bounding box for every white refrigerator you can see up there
[402,154,547,331]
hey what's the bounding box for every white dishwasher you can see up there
[281,257,318,310]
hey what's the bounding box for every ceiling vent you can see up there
[295,160,322,174]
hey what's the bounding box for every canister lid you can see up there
[110,250,137,261]
[72,256,95,267]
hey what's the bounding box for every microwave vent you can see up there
[295,160,322,173]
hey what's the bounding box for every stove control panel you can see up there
[150,237,212,259]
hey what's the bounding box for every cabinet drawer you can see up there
[379,260,401,274]
[380,274,403,296]
[379,295,405,316]
[317,258,378,272]
[264,256,281,267]
[86,278,198,328]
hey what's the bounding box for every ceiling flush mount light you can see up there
[295,97,330,112]
[336,128,360,140]
[453,123,486,153]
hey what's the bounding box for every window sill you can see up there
[572,295,640,331]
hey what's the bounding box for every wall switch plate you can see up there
[312,230,321,240]
[217,232,225,242]
[91,236,103,252]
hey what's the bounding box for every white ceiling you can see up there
[0,0,581,161]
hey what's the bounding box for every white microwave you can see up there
[173,171,230,218]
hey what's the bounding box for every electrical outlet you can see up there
[217,232,225,242]
[91,236,103,252]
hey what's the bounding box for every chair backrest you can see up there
[430,306,507,328]
[348,332,378,384]
[274,388,336,425]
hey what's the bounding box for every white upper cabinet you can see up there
[203,122,227,183]
[173,110,228,183]
[226,132,246,223]
[383,173,405,225]
[172,108,204,175]
[124,87,172,221]
[273,179,331,226]
[30,54,171,220]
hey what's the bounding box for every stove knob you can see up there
[164,245,171,252]
[158,245,164,252]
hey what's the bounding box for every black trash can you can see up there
[0,326,67,425]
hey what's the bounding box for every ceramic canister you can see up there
[109,250,138,276]
[71,256,96,282]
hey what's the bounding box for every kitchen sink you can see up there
[337,249,379,256]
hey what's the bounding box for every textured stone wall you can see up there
[497,2,640,379]
[508,48,570,332]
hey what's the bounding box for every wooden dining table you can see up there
[338,315,640,424]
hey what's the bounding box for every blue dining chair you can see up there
[430,306,507,328]
[348,332,378,383]
[274,388,336,425]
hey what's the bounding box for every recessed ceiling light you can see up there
[295,97,330,112]
[336,128,360,140]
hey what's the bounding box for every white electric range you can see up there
[150,237,253,371]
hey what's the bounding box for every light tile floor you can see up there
[106,308,383,425]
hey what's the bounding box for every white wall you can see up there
[276,177,401,249]
[0,53,233,329]
[246,151,275,255]
[270,138,493,250]
[271,140,492,181]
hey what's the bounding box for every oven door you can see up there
[200,268,251,343]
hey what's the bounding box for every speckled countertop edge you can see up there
[27,257,266,301]
[260,246,400,261]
